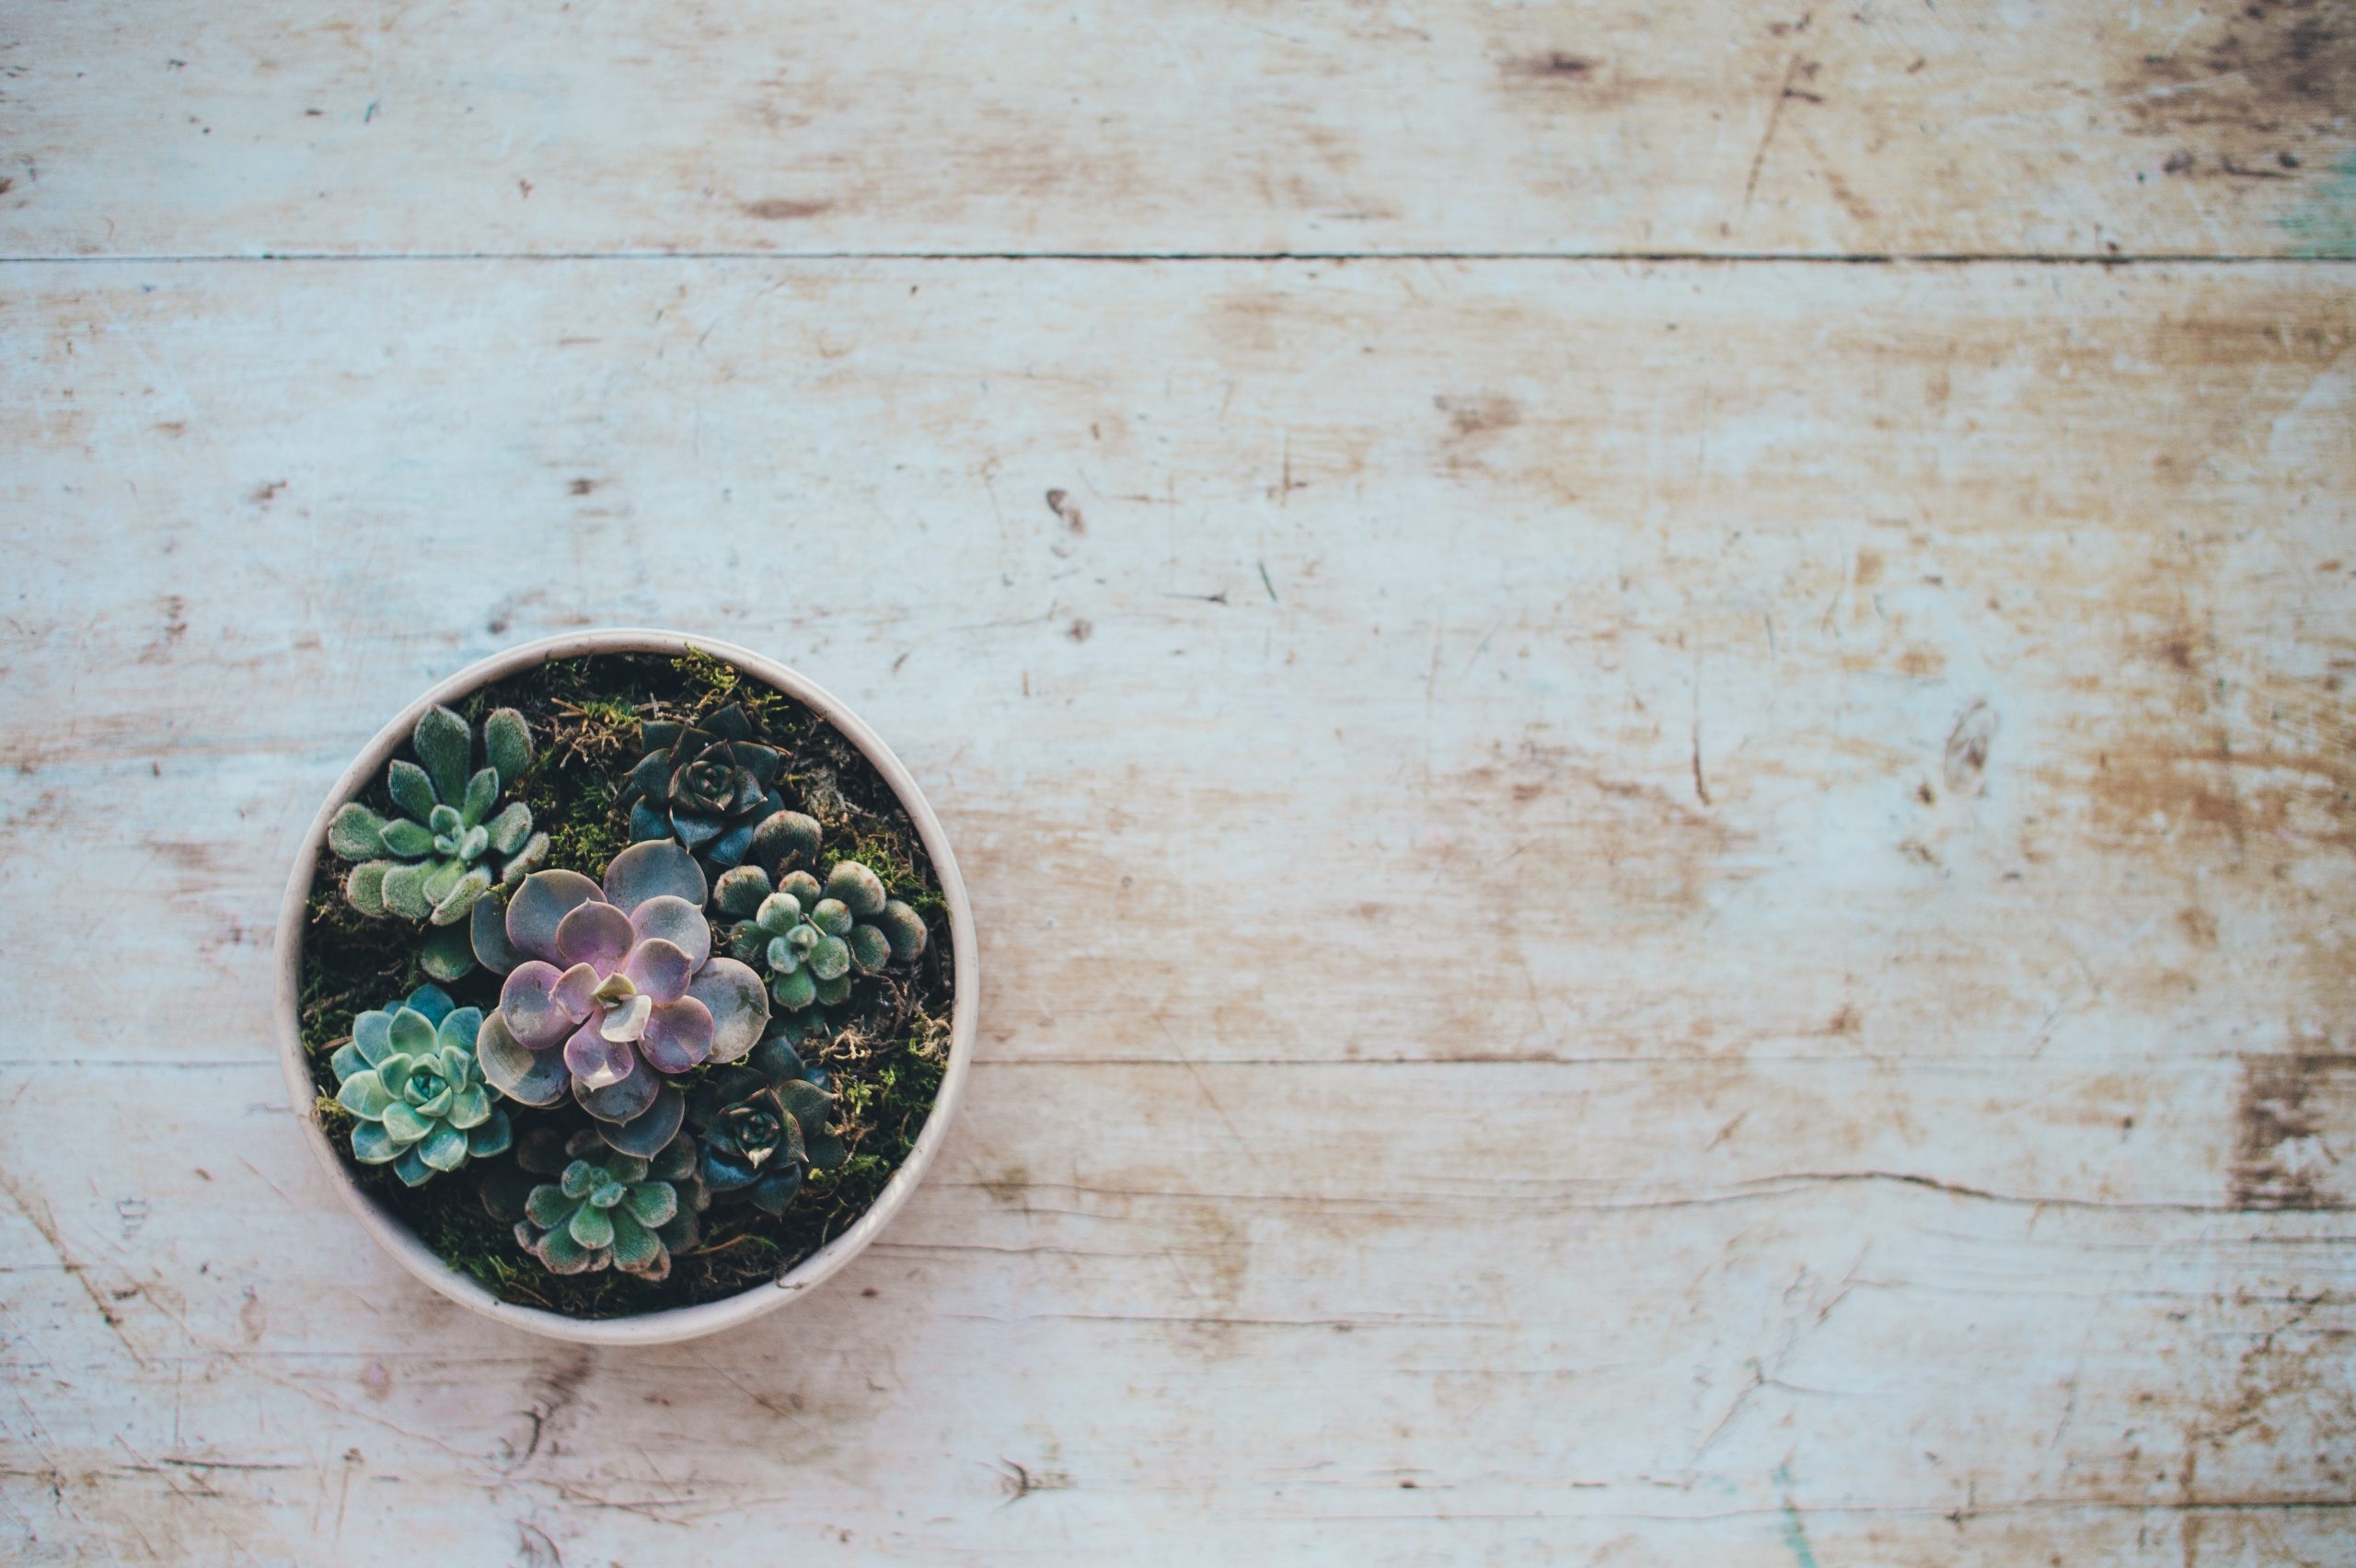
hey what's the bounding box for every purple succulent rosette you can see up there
[472,839,769,1155]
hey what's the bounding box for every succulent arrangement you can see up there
[300,657,952,1320]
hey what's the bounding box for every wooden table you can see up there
[4,5,2351,1562]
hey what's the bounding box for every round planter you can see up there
[272,629,976,1345]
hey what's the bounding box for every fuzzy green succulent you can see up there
[685,1034,845,1216]
[329,705,549,979]
[711,859,927,1010]
[329,984,513,1186]
[480,1128,705,1280]
[619,703,815,872]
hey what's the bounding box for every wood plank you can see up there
[3,1,2352,259]
[1,257,2350,1561]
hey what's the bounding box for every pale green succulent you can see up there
[505,1129,703,1279]
[329,705,549,979]
[329,984,513,1186]
[712,859,927,1011]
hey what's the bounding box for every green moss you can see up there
[295,650,958,1319]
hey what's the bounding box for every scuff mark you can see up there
[1773,1462,1822,1568]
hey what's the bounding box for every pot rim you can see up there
[271,629,977,1345]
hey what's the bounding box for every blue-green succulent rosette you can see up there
[330,984,514,1186]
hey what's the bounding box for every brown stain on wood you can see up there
[2110,0,2354,169]
[1500,51,1598,82]
[1435,736,1750,919]
[740,199,832,221]
[1942,701,1997,795]
[1435,393,1522,438]
[1494,48,1644,111]
[2229,1051,2353,1210]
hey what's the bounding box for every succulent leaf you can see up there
[809,935,851,982]
[824,861,888,917]
[344,859,392,916]
[629,896,711,968]
[419,1124,469,1171]
[380,817,436,858]
[707,821,756,868]
[597,1085,685,1158]
[568,1205,615,1250]
[714,865,771,918]
[460,768,500,827]
[422,857,466,905]
[601,839,708,914]
[525,1184,575,1228]
[778,1078,833,1137]
[748,1165,803,1215]
[412,705,473,805]
[328,803,389,859]
[379,1102,431,1144]
[505,870,602,961]
[337,1071,392,1119]
[607,1210,662,1270]
[429,868,493,928]
[847,923,892,974]
[751,811,823,873]
[379,860,435,918]
[386,1006,434,1058]
[387,760,437,823]
[447,1083,493,1131]
[502,832,551,884]
[772,967,816,1009]
[467,1111,514,1159]
[876,900,929,960]
[352,1009,395,1065]
[485,801,534,857]
[483,707,533,789]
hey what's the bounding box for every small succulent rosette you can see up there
[712,859,927,1010]
[479,1128,706,1280]
[471,840,770,1157]
[685,1034,848,1216]
[328,704,549,980]
[619,703,808,871]
[330,984,513,1186]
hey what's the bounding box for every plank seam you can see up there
[2,251,2353,266]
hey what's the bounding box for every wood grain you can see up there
[1,258,2350,1562]
[2,1,2353,259]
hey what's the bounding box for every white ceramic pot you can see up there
[273,629,976,1344]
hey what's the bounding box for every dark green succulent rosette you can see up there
[684,1034,846,1216]
[618,703,819,872]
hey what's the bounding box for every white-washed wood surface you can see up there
[1,256,2350,1563]
[3,0,2354,259]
